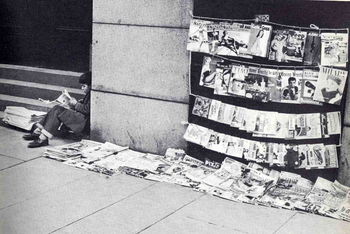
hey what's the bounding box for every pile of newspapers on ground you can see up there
[43,139,350,222]
[3,106,46,131]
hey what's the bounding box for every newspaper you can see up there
[39,89,72,109]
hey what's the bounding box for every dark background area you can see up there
[190,0,350,181]
[0,0,92,72]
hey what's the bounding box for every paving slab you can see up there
[141,213,246,234]
[0,157,91,209]
[54,182,203,234]
[162,195,297,234]
[0,155,23,170]
[0,126,76,161]
[0,174,155,234]
[275,212,350,234]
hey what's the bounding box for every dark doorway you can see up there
[0,0,92,72]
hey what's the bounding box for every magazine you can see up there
[227,64,249,97]
[262,68,282,103]
[207,99,222,121]
[303,32,321,66]
[292,113,322,139]
[269,29,307,62]
[334,191,350,221]
[303,177,334,213]
[82,142,129,163]
[304,144,326,169]
[214,22,252,58]
[199,56,224,88]
[216,102,233,125]
[183,123,209,146]
[320,181,350,218]
[226,136,244,158]
[247,24,272,57]
[280,69,302,103]
[214,63,232,96]
[313,66,348,105]
[192,96,212,118]
[324,145,339,169]
[300,69,321,105]
[244,66,270,102]
[321,32,348,67]
[327,111,342,135]
[187,19,212,53]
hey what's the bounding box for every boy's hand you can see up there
[69,98,78,106]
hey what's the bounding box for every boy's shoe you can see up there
[28,139,49,148]
[23,133,40,141]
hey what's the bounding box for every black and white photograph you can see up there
[1,0,350,233]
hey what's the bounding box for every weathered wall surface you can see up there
[91,0,193,154]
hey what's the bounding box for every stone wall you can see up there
[91,0,193,154]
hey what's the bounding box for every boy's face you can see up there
[81,84,90,94]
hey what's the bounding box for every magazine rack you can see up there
[187,0,350,182]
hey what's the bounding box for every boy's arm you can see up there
[74,100,90,115]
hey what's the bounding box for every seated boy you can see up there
[23,72,91,148]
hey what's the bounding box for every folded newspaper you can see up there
[3,106,46,131]
[39,89,72,109]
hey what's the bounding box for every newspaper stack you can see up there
[3,106,46,131]
[44,140,350,222]
[43,140,102,161]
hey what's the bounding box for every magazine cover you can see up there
[199,56,224,88]
[280,69,302,103]
[271,113,295,139]
[230,106,246,129]
[206,132,229,154]
[281,144,300,167]
[334,191,350,221]
[303,32,321,66]
[207,99,222,121]
[327,111,342,135]
[305,144,326,169]
[237,165,277,198]
[183,123,209,145]
[244,109,259,132]
[269,29,307,62]
[247,24,272,57]
[192,96,212,118]
[226,136,244,158]
[244,66,270,102]
[254,142,270,163]
[217,102,233,125]
[253,111,277,135]
[187,19,211,53]
[320,181,350,218]
[214,63,232,96]
[324,144,339,169]
[293,113,322,139]
[268,143,286,167]
[303,177,334,214]
[262,68,282,103]
[313,66,348,105]
[321,32,348,67]
[215,22,252,57]
[300,69,321,105]
[227,64,249,97]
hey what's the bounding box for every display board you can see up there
[185,0,350,182]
